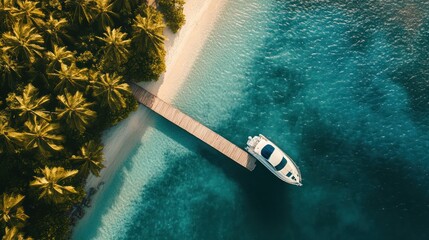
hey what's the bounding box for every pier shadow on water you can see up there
[121,112,295,239]
[77,0,429,239]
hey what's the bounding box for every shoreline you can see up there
[139,0,228,102]
[76,0,229,227]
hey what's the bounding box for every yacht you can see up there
[246,134,302,186]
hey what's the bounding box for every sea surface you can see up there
[73,0,429,239]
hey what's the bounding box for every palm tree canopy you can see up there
[1,22,44,63]
[0,0,15,31]
[42,14,70,48]
[91,72,131,111]
[10,0,45,28]
[45,44,75,71]
[3,226,33,240]
[132,7,166,55]
[0,53,22,89]
[48,62,88,93]
[22,119,63,156]
[66,0,96,25]
[112,0,135,14]
[71,140,104,176]
[157,0,185,33]
[0,115,24,154]
[7,83,51,122]
[30,166,78,203]
[0,193,29,227]
[97,26,130,68]
[56,90,97,133]
[92,0,117,31]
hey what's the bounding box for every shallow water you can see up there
[73,0,429,239]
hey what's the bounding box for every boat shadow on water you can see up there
[152,114,295,228]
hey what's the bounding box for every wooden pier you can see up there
[129,83,256,171]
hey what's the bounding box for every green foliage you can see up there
[126,6,167,81]
[24,202,74,240]
[92,0,118,31]
[22,118,64,156]
[97,27,131,71]
[75,50,95,67]
[48,62,88,93]
[11,0,45,28]
[0,54,23,89]
[56,90,97,134]
[70,140,104,177]
[30,166,78,204]
[132,7,165,55]
[0,0,15,32]
[45,45,75,72]
[2,23,44,63]
[111,0,141,16]
[0,114,24,154]
[157,0,186,33]
[127,47,166,81]
[0,193,28,228]
[7,83,51,122]
[65,0,96,25]
[3,226,33,240]
[91,72,131,111]
[0,0,183,237]
[42,15,70,49]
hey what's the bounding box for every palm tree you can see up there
[112,0,135,14]
[91,72,131,111]
[30,166,78,203]
[92,0,117,31]
[22,119,63,156]
[48,62,88,93]
[42,14,70,48]
[10,0,45,28]
[56,90,97,133]
[97,27,130,68]
[8,83,51,122]
[2,22,44,63]
[0,0,15,31]
[45,44,75,72]
[157,0,185,33]
[3,226,32,240]
[0,193,28,227]
[0,115,24,154]
[132,7,166,55]
[71,140,104,176]
[66,0,96,25]
[0,53,22,89]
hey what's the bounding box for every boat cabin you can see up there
[258,142,299,182]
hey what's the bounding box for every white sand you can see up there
[139,0,229,102]
[84,0,229,191]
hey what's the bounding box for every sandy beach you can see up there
[140,0,228,101]
[83,0,228,192]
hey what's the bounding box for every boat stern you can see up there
[246,135,260,149]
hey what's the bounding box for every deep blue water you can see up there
[74,0,429,239]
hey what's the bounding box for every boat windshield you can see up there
[275,157,287,171]
[261,144,274,159]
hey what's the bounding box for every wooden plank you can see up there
[129,83,256,171]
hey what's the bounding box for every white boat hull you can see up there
[246,134,302,186]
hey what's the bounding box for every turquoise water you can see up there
[73,0,429,239]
